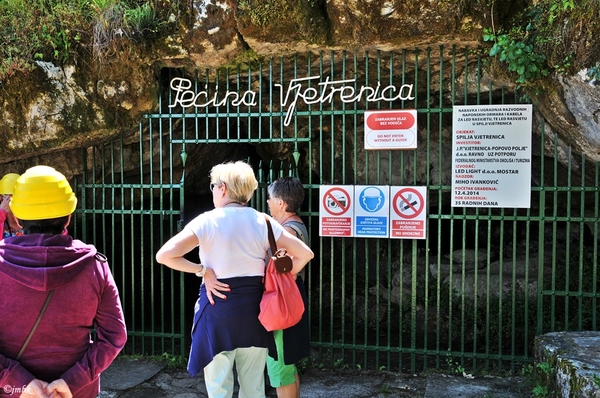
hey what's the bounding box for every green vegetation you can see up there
[0,0,183,82]
[483,0,600,85]
[446,350,467,376]
[216,50,264,75]
[237,0,293,28]
[483,27,549,84]
[521,358,557,398]
[159,351,187,369]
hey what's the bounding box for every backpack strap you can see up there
[16,290,55,360]
[285,221,306,243]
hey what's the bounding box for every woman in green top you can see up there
[266,176,310,398]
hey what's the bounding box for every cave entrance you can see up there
[73,48,600,374]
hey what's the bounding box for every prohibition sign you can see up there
[392,188,424,219]
[322,187,351,216]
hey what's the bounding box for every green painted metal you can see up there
[74,46,599,373]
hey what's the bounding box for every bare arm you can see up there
[275,228,314,276]
[155,228,204,274]
[156,228,230,304]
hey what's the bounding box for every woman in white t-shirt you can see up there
[156,161,313,398]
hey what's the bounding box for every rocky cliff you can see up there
[0,0,598,177]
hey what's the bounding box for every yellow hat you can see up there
[10,166,77,220]
[0,173,20,195]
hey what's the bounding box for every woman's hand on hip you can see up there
[202,267,230,305]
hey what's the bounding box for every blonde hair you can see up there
[210,161,258,203]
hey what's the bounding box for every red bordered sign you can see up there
[390,186,427,240]
[319,186,354,237]
[322,187,352,216]
[392,187,424,219]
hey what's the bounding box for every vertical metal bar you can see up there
[374,49,382,370]
[423,46,433,371]
[155,115,165,352]
[537,118,547,335]
[459,47,468,371]
[179,87,188,356]
[386,49,394,370]
[317,50,325,363]
[434,44,445,370]
[448,44,457,365]
[550,132,559,331]
[351,50,359,368]
[578,154,586,330]
[551,131,560,331]
[594,161,599,330]
[361,50,370,369]
[340,50,347,366]
[565,147,573,329]
[409,47,420,372]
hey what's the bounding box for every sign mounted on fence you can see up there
[390,186,427,239]
[319,185,427,239]
[354,185,390,238]
[364,109,418,150]
[319,185,354,236]
[451,104,533,208]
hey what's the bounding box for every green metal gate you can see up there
[75,46,600,373]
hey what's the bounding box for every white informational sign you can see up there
[354,185,390,238]
[364,109,418,150]
[319,185,354,237]
[389,186,427,239]
[451,104,533,208]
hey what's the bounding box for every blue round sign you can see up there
[359,186,385,212]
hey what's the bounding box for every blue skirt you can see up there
[188,276,270,376]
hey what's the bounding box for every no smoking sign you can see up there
[390,186,427,239]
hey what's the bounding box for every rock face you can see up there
[535,331,600,397]
[0,0,598,175]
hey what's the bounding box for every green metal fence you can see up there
[74,46,599,373]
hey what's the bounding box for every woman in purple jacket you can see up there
[0,166,127,398]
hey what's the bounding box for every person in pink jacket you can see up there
[0,166,127,398]
[0,173,23,239]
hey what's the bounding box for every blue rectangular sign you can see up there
[355,216,388,236]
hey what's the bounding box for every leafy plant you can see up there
[483,27,549,84]
[483,0,599,85]
[160,352,187,369]
[445,350,466,375]
[0,0,183,81]
[124,2,163,39]
[546,0,574,24]
[521,359,557,398]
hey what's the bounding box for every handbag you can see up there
[272,246,293,274]
[258,217,305,331]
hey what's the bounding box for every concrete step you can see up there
[535,331,600,397]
